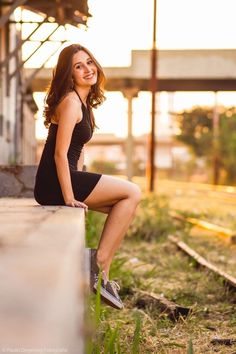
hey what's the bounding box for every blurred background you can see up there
[1,0,236,188]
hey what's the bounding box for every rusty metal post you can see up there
[146,0,157,192]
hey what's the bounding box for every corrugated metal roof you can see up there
[23,0,91,26]
[1,0,91,26]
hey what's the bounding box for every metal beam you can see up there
[105,78,236,92]
[0,20,44,69]
[0,0,27,28]
[9,24,60,80]
[23,40,66,90]
[31,76,236,92]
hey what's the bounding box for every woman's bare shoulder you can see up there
[60,91,82,107]
[55,91,83,124]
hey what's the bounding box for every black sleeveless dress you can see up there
[34,91,102,205]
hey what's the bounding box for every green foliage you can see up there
[85,194,236,353]
[95,272,103,326]
[90,159,118,174]
[131,312,142,354]
[86,210,106,248]
[104,323,120,354]
[175,106,236,184]
[127,195,176,241]
[187,338,194,354]
[175,107,213,157]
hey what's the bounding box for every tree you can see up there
[90,159,118,175]
[175,106,236,184]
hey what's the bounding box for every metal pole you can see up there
[146,0,157,192]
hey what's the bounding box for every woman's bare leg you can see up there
[84,175,141,277]
[91,206,111,214]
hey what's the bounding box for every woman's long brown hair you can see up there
[43,44,106,129]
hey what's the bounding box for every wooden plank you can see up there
[135,290,191,321]
[168,235,236,290]
[170,211,236,243]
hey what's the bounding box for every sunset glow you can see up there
[16,0,236,139]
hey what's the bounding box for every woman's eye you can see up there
[87,60,93,65]
[76,65,81,69]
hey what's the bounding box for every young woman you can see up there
[34,44,142,309]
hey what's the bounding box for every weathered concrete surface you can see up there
[0,165,37,198]
[0,198,85,353]
[29,49,236,92]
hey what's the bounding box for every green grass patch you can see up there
[85,194,236,353]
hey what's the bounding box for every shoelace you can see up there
[94,274,120,295]
[101,271,120,293]
[109,280,121,298]
[110,280,120,291]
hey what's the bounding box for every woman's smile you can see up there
[84,72,95,80]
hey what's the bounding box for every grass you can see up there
[85,194,236,353]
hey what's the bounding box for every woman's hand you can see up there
[65,198,88,211]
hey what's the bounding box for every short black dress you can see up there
[34,91,102,205]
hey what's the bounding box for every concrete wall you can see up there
[0,19,18,164]
[22,102,37,164]
[104,49,236,79]
[0,14,37,165]
[0,165,37,197]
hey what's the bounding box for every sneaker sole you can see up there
[94,284,124,310]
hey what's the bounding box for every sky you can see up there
[16,0,236,138]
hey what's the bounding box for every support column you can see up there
[213,91,220,185]
[168,92,175,177]
[122,88,139,181]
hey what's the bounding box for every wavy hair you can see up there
[43,44,106,129]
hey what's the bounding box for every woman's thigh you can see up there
[84,175,139,209]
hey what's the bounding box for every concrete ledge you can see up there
[0,165,37,198]
[0,165,86,198]
[0,198,86,353]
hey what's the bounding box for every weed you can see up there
[104,323,120,354]
[127,195,176,242]
[187,338,194,354]
[131,312,142,354]
[86,210,106,248]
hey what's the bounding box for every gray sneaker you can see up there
[93,275,124,310]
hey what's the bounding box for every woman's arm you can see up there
[54,95,87,209]
[77,148,84,171]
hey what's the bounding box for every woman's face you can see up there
[72,50,98,88]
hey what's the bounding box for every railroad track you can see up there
[168,234,236,291]
[170,210,236,243]
[123,229,236,333]
[168,210,236,289]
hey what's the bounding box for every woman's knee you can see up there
[128,182,142,205]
